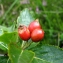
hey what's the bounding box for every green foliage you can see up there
[17,8,35,27]
[30,44,63,63]
[0,25,17,51]
[8,43,63,63]
[8,43,35,63]
[0,56,9,63]
[32,58,50,63]
[0,42,8,51]
[0,1,63,62]
[0,32,17,44]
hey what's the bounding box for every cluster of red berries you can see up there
[18,19,44,42]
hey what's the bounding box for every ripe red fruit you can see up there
[18,25,30,41]
[31,29,44,42]
[28,19,41,33]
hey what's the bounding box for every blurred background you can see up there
[0,0,63,47]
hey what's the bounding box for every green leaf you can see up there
[0,42,8,51]
[8,43,21,63]
[0,26,8,33]
[27,42,39,50]
[0,25,15,33]
[17,8,35,27]
[0,32,17,44]
[18,50,34,63]
[32,57,50,63]
[0,25,17,44]
[0,56,9,63]
[0,25,17,51]
[31,44,63,63]
[8,43,35,63]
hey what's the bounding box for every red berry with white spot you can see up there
[18,25,30,41]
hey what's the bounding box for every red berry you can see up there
[28,19,41,33]
[31,29,44,42]
[18,25,30,41]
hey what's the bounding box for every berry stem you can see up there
[21,40,32,50]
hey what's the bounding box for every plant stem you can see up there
[21,40,32,50]
[58,33,60,47]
